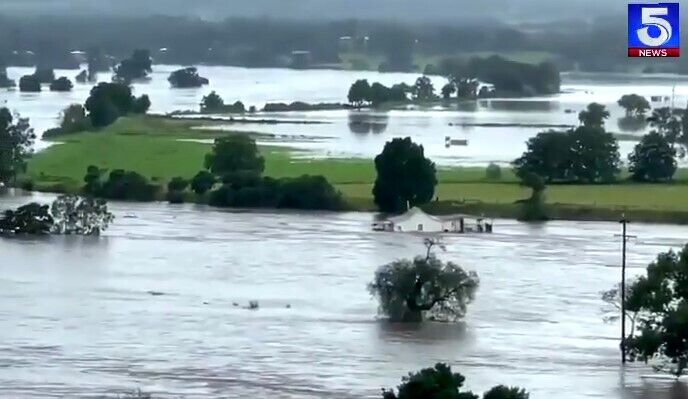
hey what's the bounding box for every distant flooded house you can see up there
[372,207,492,234]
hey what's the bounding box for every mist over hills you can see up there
[0,0,619,22]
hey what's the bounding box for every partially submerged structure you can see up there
[372,207,493,233]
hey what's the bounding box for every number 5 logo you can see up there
[637,7,673,47]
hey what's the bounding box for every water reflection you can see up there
[482,99,560,112]
[618,116,649,133]
[348,111,389,134]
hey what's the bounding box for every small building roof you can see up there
[388,207,442,224]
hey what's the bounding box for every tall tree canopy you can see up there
[373,137,437,213]
[578,102,610,128]
[628,132,677,182]
[204,134,265,177]
[113,49,152,83]
[0,109,35,185]
[84,82,149,127]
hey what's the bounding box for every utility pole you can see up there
[615,215,636,364]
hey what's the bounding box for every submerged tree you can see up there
[348,79,372,108]
[369,238,479,323]
[49,76,73,92]
[0,203,53,235]
[412,75,435,101]
[113,49,152,83]
[168,67,209,88]
[578,102,610,128]
[618,94,651,117]
[50,195,114,236]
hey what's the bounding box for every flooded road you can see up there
[1,193,687,398]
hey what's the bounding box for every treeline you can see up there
[73,134,345,211]
[0,14,675,73]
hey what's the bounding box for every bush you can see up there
[19,75,41,92]
[167,177,189,192]
[84,167,159,201]
[85,82,150,127]
[190,170,215,195]
[166,191,185,204]
[208,175,343,210]
[204,135,265,176]
[132,94,151,114]
[49,77,73,92]
[200,91,224,112]
[485,163,502,180]
[18,178,34,191]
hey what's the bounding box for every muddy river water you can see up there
[1,193,687,398]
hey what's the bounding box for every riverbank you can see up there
[24,115,688,224]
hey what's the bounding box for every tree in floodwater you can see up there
[381,363,529,399]
[578,102,610,128]
[625,244,688,377]
[0,203,53,235]
[369,238,479,323]
[50,195,114,236]
[600,277,643,341]
[0,108,35,185]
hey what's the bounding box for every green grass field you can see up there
[25,115,688,221]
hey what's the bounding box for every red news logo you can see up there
[628,48,680,57]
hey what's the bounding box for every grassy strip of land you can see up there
[25,115,688,223]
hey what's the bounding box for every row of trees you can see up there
[434,56,561,96]
[44,82,151,138]
[183,134,345,210]
[16,69,73,93]
[348,77,436,108]
[514,102,687,184]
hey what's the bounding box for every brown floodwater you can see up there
[1,192,687,398]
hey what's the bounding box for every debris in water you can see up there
[286,304,291,308]
[247,300,259,310]
[147,291,164,296]
[232,302,239,307]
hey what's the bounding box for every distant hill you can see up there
[0,0,620,22]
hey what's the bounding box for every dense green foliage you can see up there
[190,170,215,195]
[625,244,688,376]
[485,163,502,180]
[43,104,91,137]
[202,134,342,210]
[82,166,159,201]
[0,109,35,184]
[578,102,610,129]
[439,56,560,96]
[513,123,620,184]
[381,363,529,399]
[113,50,152,83]
[18,75,41,92]
[373,137,437,213]
[412,76,436,101]
[618,94,650,117]
[168,67,209,88]
[629,132,677,182]
[208,174,344,210]
[85,83,149,127]
[348,79,372,108]
[49,77,73,92]
[369,239,479,323]
[198,91,245,114]
[204,135,265,176]
[0,203,53,235]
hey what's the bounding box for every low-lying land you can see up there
[25,116,688,223]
